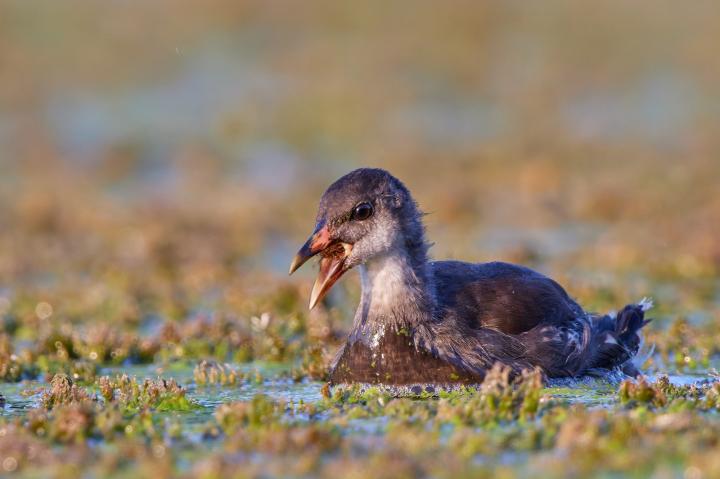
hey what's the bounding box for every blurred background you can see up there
[0,0,718,326]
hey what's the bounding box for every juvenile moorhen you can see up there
[289,168,651,389]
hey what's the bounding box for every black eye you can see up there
[352,202,373,221]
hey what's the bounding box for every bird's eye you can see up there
[352,202,373,221]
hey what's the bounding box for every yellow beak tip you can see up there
[288,256,304,275]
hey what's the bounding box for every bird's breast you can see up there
[329,327,480,386]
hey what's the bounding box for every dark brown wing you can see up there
[431,261,584,334]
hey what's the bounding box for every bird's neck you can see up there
[350,241,435,343]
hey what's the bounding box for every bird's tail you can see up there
[586,298,653,375]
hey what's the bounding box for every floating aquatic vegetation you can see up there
[26,402,97,443]
[0,334,31,382]
[314,364,550,429]
[436,365,548,425]
[214,394,286,434]
[97,375,197,412]
[647,317,716,371]
[193,359,242,386]
[292,344,330,382]
[618,375,720,413]
[35,323,161,366]
[0,353,24,383]
[704,382,720,410]
[11,372,198,446]
[40,374,95,409]
[33,357,98,384]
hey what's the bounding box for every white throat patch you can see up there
[360,251,414,314]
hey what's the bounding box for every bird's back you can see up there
[431,261,585,334]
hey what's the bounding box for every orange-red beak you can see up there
[289,224,352,309]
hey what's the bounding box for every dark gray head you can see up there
[289,168,427,308]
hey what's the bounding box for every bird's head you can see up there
[289,168,422,309]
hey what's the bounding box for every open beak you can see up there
[289,224,352,310]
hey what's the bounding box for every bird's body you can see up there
[290,168,651,389]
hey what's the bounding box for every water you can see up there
[96,362,325,420]
[2,361,714,424]
[0,380,43,418]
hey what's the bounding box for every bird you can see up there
[289,168,651,390]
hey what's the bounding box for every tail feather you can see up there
[616,303,652,343]
[518,299,653,379]
[586,299,653,375]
